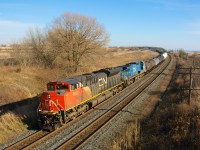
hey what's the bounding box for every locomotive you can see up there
[38,52,168,130]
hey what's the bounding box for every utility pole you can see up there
[188,66,192,105]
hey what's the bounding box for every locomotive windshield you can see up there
[56,84,69,90]
[47,83,69,91]
[47,84,54,91]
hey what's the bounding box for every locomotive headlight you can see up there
[48,94,51,99]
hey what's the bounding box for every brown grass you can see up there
[0,66,54,106]
[111,121,136,150]
[0,112,28,144]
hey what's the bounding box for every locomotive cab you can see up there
[38,81,70,130]
[38,79,91,130]
[39,82,69,113]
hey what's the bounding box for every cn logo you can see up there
[98,78,107,87]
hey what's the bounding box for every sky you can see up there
[0,0,200,50]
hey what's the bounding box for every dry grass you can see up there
[111,121,136,150]
[0,66,54,106]
[0,46,12,50]
[91,48,158,68]
[0,112,28,144]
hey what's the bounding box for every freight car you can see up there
[145,52,167,71]
[38,53,167,130]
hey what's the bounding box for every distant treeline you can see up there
[109,46,166,54]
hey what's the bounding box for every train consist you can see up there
[38,52,168,130]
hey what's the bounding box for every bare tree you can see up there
[13,28,56,68]
[24,28,54,67]
[47,12,109,71]
[12,12,109,71]
[12,40,32,66]
[12,28,47,67]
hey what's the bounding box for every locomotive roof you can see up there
[57,78,79,85]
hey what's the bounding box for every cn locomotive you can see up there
[38,52,168,130]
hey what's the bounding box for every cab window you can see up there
[56,84,69,90]
[47,84,55,91]
[70,84,79,90]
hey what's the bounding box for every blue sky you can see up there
[0,0,200,50]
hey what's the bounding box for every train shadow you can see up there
[0,95,40,130]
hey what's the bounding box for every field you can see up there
[0,47,158,145]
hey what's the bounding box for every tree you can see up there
[178,49,186,58]
[12,12,109,71]
[47,12,109,71]
[12,28,50,67]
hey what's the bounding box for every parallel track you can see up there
[5,130,48,150]
[4,55,172,150]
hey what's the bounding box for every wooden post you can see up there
[188,66,192,105]
[193,55,195,67]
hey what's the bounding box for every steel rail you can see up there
[5,130,48,150]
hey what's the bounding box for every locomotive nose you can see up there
[40,92,54,111]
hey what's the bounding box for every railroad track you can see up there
[5,130,48,150]
[4,55,171,150]
[57,55,172,150]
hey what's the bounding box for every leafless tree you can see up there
[13,28,55,67]
[12,12,109,71]
[47,12,109,71]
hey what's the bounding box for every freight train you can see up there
[38,52,168,130]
